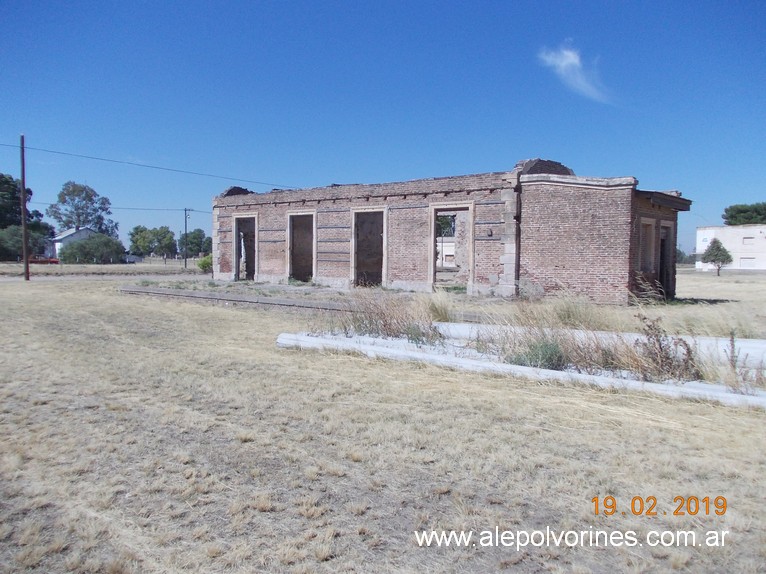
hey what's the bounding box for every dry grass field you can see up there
[1,275,765,573]
[0,260,204,278]
[446,268,766,339]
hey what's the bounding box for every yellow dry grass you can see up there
[0,260,202,277]
[0,277,764,573]
[445,269,766,338]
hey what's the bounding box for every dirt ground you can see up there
[1,277,764,573]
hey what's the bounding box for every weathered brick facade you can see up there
[212,159,691,304]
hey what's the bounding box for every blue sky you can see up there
[1,1,764,252]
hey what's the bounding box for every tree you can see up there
[0,173,27,228]
[722,202,766,225]
[202,236,212,255]
[0,225,54,260]
[178,228,210,257]
[700,238,732,276]
[58,235,126,264]
[436,215,456,237]
[0,173,55,259]
[46,182,119,237]
[675,247,696,265]
[0,172,49,229]
[127,225,178,257]
[152,226,177,257]
[128,225,153,256]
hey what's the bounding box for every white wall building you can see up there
[696,224,766,271]
[45,227,100,258]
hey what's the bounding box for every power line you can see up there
[0,142,294,189]
[111,206,212,214]
[28,200,211,214]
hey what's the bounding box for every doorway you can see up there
[658,224,673,297]
[354,211,384,286]
[433,207,470,288]
[234,217,256,281]
[289,214,314,282]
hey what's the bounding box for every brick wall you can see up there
[214,172,510,291]
[212,165,689,304]
[518,176,636,305]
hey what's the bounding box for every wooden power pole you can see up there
[20,135,30,281]
[183,208,189,268]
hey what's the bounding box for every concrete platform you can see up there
[276,331,766,409]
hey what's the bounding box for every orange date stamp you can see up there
[592,496,727,517]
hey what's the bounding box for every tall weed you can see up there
[719,330,766,394]
[478,314,703,383]
[314,289,443,346]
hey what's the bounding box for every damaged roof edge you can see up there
[216,171,517,203]
[520,173,638,188]
[215,160,688,210]
[219,186,255,198]
[637,190,692,211]
[216,158,575,201]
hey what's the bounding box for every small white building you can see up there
[45,227,101,258]
[696,224,766,271]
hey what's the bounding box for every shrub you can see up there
[634,314,701,382]
[506,338,567,370]
[477,313,703,383]
[197,254,213,274]
[317,289,443,346]
[58,235,126,264]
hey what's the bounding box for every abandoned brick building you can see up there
[212,159,691,304]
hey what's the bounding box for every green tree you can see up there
[436,214,456,237]
[58,235,126,264]
[178,228,209,257]
[46,182,119,237]
[128,225,153,256]
[700,238,733,276]
[722,202,766,225]
[0,173,50,229]
[152,226,177,257]
[127,225,178,257]
[0,173,27,228]
[202,236,212,255]
[0,225,53,260]
[675,247,696,265]
[0,173,55,259]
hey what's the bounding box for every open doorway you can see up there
[234,217,256,281]
[289,214,314,282]
[354,211,384,286]
[433,208,470,288]
[658,223,673,297]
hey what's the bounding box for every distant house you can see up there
[45,227,101,258]
[696,224,766,271]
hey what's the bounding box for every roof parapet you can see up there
[520,173,638,188]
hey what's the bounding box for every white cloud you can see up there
[538,45,609,103]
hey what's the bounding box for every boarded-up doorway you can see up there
[289,214,314,282]
[354,211,384,286]
[234,217,256,281]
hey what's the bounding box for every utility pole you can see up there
[183,207,189,268]
[20,135,30,281]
